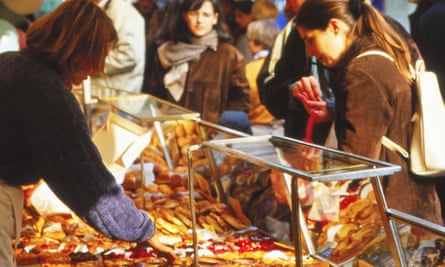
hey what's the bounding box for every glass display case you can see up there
[89,87,200,169]
[95,93,200,123]
[76,86,445,267]
[186,135,408,267]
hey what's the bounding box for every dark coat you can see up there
[409,0,445,220]
[410,0,445,102]
[256,18,332,143]
[0,49,155,242]
[145,42,250,124]
[330,40,442,224]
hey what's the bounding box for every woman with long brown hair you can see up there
[294,0,441,223]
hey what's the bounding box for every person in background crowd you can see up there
[0,1,176,266]
[371,0,383,10]
[245,19,281,135]
[409,0,445,223]
[133,0,158,36]
[409,0,445,101]
[272,0,288,29]
[232,0,279,64]
[142,0,184,95]
[145,0,252,134]
[91,0,145,93]
[0,18,19,52]
[251,0,279,23]
[34,0,63,19]
[0,0,43,52]
[231,0,254,62]
[293,0,441,224]
[0,0,42,32]
[145,0,184,47]
[256,0,334,144]
[133,0,158,100]
[283,0,302,20]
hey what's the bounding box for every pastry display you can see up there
[15,156,301,266]
[15,116,445,267]
[310,180,385,264]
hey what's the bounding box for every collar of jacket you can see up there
[332,37,380,72]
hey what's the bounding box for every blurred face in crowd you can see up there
[247,39,263,56]
[137,0,157,14]
[298,18,352,67]
[285,0,305,18]
[233,9,253,29]
[183,0,218,37]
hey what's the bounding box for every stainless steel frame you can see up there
[187,135,404,266]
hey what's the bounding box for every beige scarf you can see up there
[157,30,218,101]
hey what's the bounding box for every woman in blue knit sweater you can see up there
[0,1,175,266]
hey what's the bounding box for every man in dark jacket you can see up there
[409,0,445,102]
[256,17,333,144]
[409,0,445,222]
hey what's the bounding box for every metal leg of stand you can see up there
[188,145,201,267]
[370,176,407,267]
[154,121,174,170]
[196,120,227,204]
[291,177,304,267]
[140,154,145,210]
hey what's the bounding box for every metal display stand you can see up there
[195,119,249,204]
[79,87,445,266]
[187,135,407,267]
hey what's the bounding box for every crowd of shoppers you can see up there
[1,1,445,266]
[245,19,281,135]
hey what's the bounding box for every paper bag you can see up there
[30,182,72,215]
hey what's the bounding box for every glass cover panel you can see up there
[203,135,400,182]
[90,86,199,121]
[358,217,445,266]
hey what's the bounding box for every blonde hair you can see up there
[26,0,118,85]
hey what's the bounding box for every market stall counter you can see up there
[186,135,424,267]
[18,87,445,266]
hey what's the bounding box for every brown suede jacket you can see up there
[329,39,441,224]
[145,42,251,124]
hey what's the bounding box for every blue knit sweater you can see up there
[0,48,155,242]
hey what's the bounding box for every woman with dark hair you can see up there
[0,1,175,266]
[144,0,252,133]
[294,0,441,223]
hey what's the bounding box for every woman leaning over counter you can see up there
[0,1,175,266]
[293,0,442,224]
